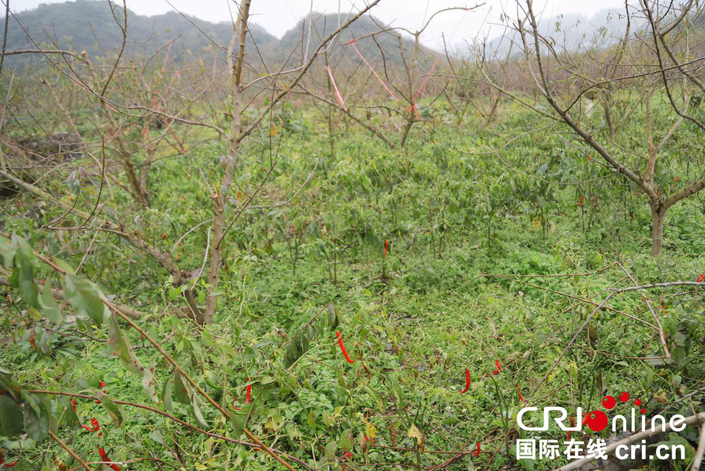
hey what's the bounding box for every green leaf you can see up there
[108,315,142,374]
[0,236,18,267]
[14,236,39,310]
[99,394,124,427]
[283,329,313,368]
[161,375,174,413]
[657,433,695,461]
[173,371,191,405]
[0,395,24,437]
[150,429,164,445]
[0,369,20,401]
[38,328,52,355]
[53,259,75,275]
[38,394,57,436]
[59,398,80,431]
[327,304,341,330]
[64,273,108,324]
[190,392,208,428]
[7,267,18,287]
[22,393,49,442]
[229,401,255,439]
[38,277,62,323]
[142,365,157,402]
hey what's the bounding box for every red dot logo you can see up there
[619,392,629,402]
[602,396,616,409]
[585,411,608,432]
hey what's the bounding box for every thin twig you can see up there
[616,261,670,357]
[49,430,95,471]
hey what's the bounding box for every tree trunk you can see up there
[399,114,414,148]
[203,0,251,325]
[651,205,666,257]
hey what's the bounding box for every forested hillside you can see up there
[2,0,423,70]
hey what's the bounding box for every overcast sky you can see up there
[10,0,627,48]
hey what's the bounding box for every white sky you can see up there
[11,0,627,48]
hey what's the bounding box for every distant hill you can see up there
[486,8,640,56]
[274,13,432,68]
[1,0,429,72]
[2,0,277,69]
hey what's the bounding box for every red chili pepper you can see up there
[230,393,241,411]
[473,442,481,457]
[1,450,19,468]
[384,240,389,258]
[71,399,77,413]
[492,360,501,375]
[578,195,583,206]
[459,369,471,393]
[697,274,704,282]
[342,451,353,461]
[232,382,252,410]
[98,447,121,471]
[516,384,526,402]
[336,331,354,364]
[673,177,679,182]
[82,424,93,433]
[567,416,576,441]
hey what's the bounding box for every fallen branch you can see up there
[0,231,296,471]
[30,390,316,471]
[616,261,670,358]
[558,412,705,471]
[527,292,616,402]
[694,422,705,471]
[616,282,705,292]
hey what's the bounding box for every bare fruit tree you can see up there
[0,0,381,324]
[501,0,704,256]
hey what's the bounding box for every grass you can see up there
[1,100,704,470]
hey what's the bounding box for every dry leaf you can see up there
[407,423,424,449]
[365,420,377,442]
